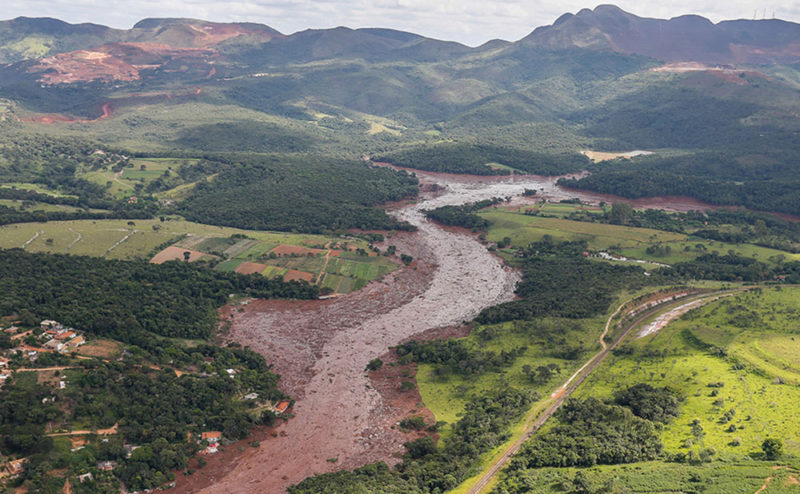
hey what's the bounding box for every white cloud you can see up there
[3,0,799,46]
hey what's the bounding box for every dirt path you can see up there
[21,230,44,249]
[15,366,76,372]
[105,229,137,254]
[46,423,118,437]
[66,228,82,251]
[316,250,333,286]
[466,289,739,494]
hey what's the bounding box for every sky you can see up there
[4,0,800,46]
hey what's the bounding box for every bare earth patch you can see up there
[150,246,206,264]
[234,262,270,275]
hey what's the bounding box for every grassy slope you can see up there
[0,218,340,260]
[568,288,800,461]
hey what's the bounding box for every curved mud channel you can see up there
[194,173,719,494]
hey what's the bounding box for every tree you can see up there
[365,358,383,371]
[183,251,191,262]
[609,202,634,225]
[762,438,783,460]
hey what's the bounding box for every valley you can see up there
[2,4,800,494]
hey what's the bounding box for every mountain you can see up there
[517,4,800,64]
[0,17,124,63]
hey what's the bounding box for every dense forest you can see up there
[178,155,419,233]
[0,249,318,343]
[477,239,650,324]
[423,198,504,230]
[507,396,664,469]
[376,143,590,175]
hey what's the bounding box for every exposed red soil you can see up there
[33,49,140,84]
[234,262,269,275]
[22,103,113,124]
[29,42,216,85]
[187,176,525,494]
[375,161,800,221]
[149,246,206,264]
[283,270,314,283]
[172,22,280,47]
[22,89,203,124]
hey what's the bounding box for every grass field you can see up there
[496,461,800,493]
[165,233,397,294]
[0,217,396,293]
[481,207,800,266]
[0,218,340,260]
[0,199,107,214]
[416,316,605,431]
[480,208,685,251]
[79,158,201,199]
[574,287,800,457]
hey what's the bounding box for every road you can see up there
[466,289,739,494]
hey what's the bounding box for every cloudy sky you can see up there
[5,0,800,46]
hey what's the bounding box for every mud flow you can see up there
[190,172,714,493]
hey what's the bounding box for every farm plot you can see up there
[234,261,270,275]
[150,246,210,264]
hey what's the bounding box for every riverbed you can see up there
[192,171,722,494]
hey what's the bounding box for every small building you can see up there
[63,336,85,352]
[225,368,237,378]
[96,461,117,471]
[201,431,222,444]
[124,445,140,458]
[6,458,26,476]
[40,320,59,330]
[44,339,65,352]
[77,472,93,483]
[275,400,291,415]
[55,331,76,341]
[243,393,259,400]
[203,443,218,455]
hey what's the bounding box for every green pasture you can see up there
[0,219,338,260]
[576,287,800,457]
[416,316,605,430]
[495,461,800,494]
[2,183,77,198]
[0,199,107,214]
[481,208,800,267]
[480,208,685,251]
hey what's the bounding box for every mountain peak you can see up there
[518,4,800,64]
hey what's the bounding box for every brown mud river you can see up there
[194,172,715,494]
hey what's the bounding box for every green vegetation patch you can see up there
[0,249,317,342]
